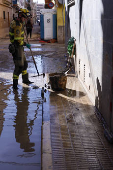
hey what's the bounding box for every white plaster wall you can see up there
[74,0,104,105]
[69,5,76,38]
[66,0,113,131]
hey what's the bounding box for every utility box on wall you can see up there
[40,9,57,40]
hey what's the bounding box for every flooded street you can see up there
[0,29,67,170]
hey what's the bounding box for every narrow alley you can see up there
[0,24,113,170]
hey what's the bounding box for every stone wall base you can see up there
[57,26,65,44]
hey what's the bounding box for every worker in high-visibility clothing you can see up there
[9,8,33,89]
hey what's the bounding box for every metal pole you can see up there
[24,25,39,76]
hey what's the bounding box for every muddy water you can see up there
[0,41,67,170]
[0,80,42,170]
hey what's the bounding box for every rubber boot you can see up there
[13,79,18,89]
[22,73,33,85]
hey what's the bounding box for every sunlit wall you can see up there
[65,0,113,132]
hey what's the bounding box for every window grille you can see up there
[68,0,75,6]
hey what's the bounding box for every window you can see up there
[3,11,5,19]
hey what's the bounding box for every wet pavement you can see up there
[48,77,113,170]
[0,25,113,170]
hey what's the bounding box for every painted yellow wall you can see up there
[53,0,65,43]
[57,4,65,26]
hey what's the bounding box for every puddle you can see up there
[31,44,42,47]
[28,55,43,73]
[0,84,42,169]
[25,48,42,52]
[24,46,65,52]
[27,54,66,74]
[60,89,85,98]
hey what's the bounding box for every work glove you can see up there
[26,43,31,49]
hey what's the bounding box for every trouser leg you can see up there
[13,46,33,86]
[22,60,33,84]
[13,66,23,89]
[13,54,23,90]
[13,79,18,89]
[13,74,19,89]
[27,29,29,38]
[30,30,32,38]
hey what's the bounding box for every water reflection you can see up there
[13,88,35,152]
[25,48,42,52]
[28,55,43,74]
[0,112,4,136]
[31,44,42,47]
[62,88,85,98]
[62,88,77,98]
[0,80,10,137]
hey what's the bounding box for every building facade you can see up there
[37,3,44,21]
[0,0,12,37]
[32,2,37,23]
[65,0,113,134]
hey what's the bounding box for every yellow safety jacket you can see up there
[9,19,24,46]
